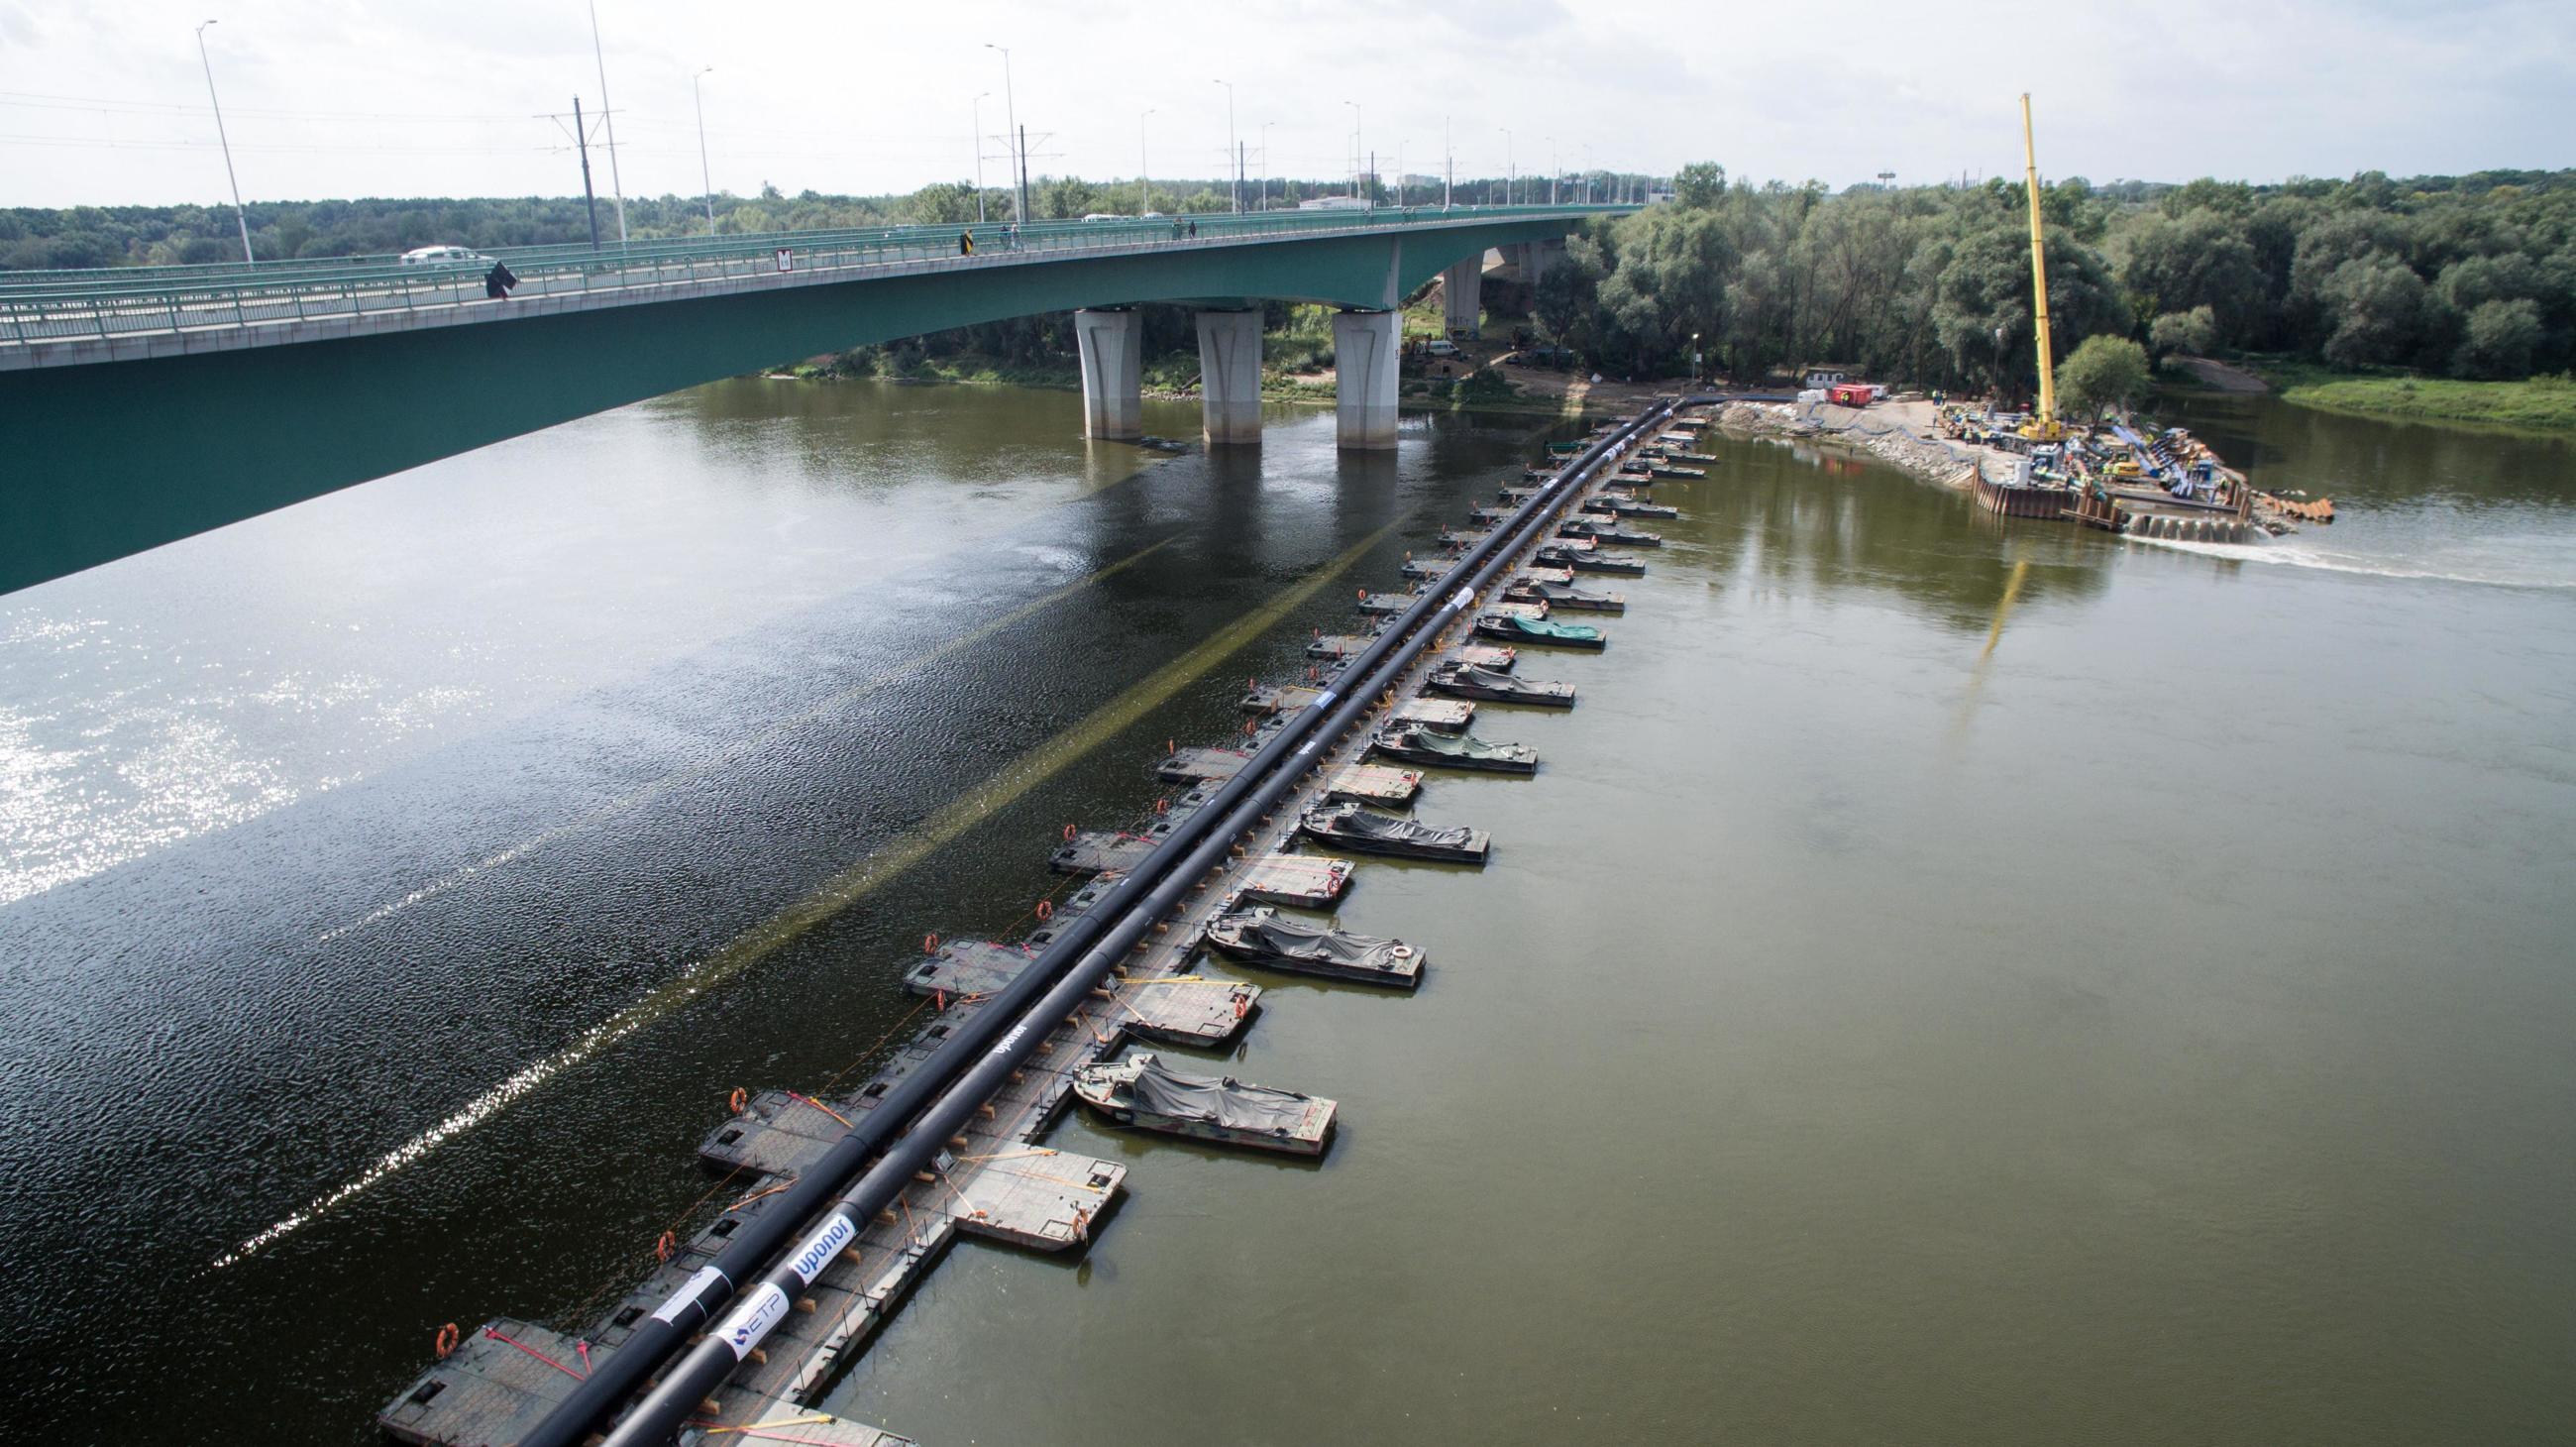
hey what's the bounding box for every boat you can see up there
[1644,464,1704,480]
[1201,907,1425,988]
[1534,543,1647,576]
[1557,518,1663,548]
[1299,801,1489,864]
[1449,643,1517,670]
[1475,612,1607,650]
[1371,723,1539,774]
[1355,590,1421,615]
[1582,495,1679,519]
[1400,556,1448,579]
[1466,504,1511,524]
[1498,485,1541,503]
[1504,579,1625,612]
[1546,441,1584,456]
[1388,697,1474,732]
[1071,1053,1336,1156]
[1425,660,1576,708]
[1658,448,1719,463]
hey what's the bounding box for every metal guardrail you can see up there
[0,205,1625,348]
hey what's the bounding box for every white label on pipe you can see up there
[650,1265,728,1325]
[1448,588,1474,611]
[786,1212,858,1285]
[1314,690,1338,709]
[715,1281,791,1360]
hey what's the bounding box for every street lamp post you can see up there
[1139,107,1155,216]
[692,67,716,234]
[193,20,254,265]
[1444,114,1453,211]
[1343,100,1361,201]
[587,0,627,247]
[1258,121,1272,211]
[1499,128,1514,207]
[985,44,1021,223]
[1549,136,1559,205]
[1214,78,1236,214]
[972,91,990,224]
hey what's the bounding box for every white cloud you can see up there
[0,0,2567,208]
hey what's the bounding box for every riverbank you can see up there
[2254,360,2576,431]
[1715,396,1986,492]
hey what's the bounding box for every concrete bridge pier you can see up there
[1074,308,1143,440]
[1440,257,1483,339]
[1195,309,1263,445]
[1332,309,1400,450]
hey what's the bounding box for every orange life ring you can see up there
[1154,798,1169,815]
[923,933,941,953]
[1035,899,1054,921]
[1062,823,1078,841]
[1356,588,1368,600]
[434,1322,461,1359]
[655,1230,676,1262]
[1243,719,1258,736]
[727,1086,747,1113]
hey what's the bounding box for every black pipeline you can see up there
[531,399,1679,1447]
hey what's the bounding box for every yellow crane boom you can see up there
[2019,92,2062,440]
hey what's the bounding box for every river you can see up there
[2,380,2570,1443]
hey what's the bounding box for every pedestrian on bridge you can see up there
[483,260,518,300]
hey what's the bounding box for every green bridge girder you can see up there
[1,214,1588,594]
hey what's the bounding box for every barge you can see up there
[1371,724,1540,775]
[1475,612,1608,650]
[1299,801,1490,864]
[1072,1053,1337,1156]
[1201,907,1425,988]
[1425,660,1577,708]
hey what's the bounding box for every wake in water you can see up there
[2131,531,2576,590]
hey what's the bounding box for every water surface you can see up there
[3,381,2570,1443]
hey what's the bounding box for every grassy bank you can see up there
[2254,360,2576,431]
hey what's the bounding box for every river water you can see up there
[2,380,2570,1443]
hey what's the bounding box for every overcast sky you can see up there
[3,0,2569,209]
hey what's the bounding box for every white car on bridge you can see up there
[398,245,490,268]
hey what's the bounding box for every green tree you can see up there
[2453,298,2541,379]
[2054,334,2151,416]
[1672,163,1727,209]
[2148,305,2216,359]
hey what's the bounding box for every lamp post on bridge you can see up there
[1549,135,1558,205]
[1138,107,1155,216]
[1343,100,1361,201]
[1214,78,1237,214]
[1258,121,1272,211]
[985,44,1022,224]
[972,91,990,224]
[1444,114,1452,211]
[192,20,254,265]
[692,66,716,235]
[1499,127,1513,207]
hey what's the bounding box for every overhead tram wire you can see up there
[518,394,1699,1447]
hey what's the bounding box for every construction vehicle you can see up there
[2016,93,2067,444]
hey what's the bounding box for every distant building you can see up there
[1802,364,1858,389]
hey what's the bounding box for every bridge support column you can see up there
[1195,309,1263,446]
[1332,309,1400,451]
[1523,240,1556,287]
[1074,308,1143,440]
[1441,257,1482,339]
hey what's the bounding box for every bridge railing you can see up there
[0,205,1626,348]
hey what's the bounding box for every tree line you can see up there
[1536,164,2576,390]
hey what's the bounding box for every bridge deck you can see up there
[0,205,1624,370]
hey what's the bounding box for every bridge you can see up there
[0,204,1620,594]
